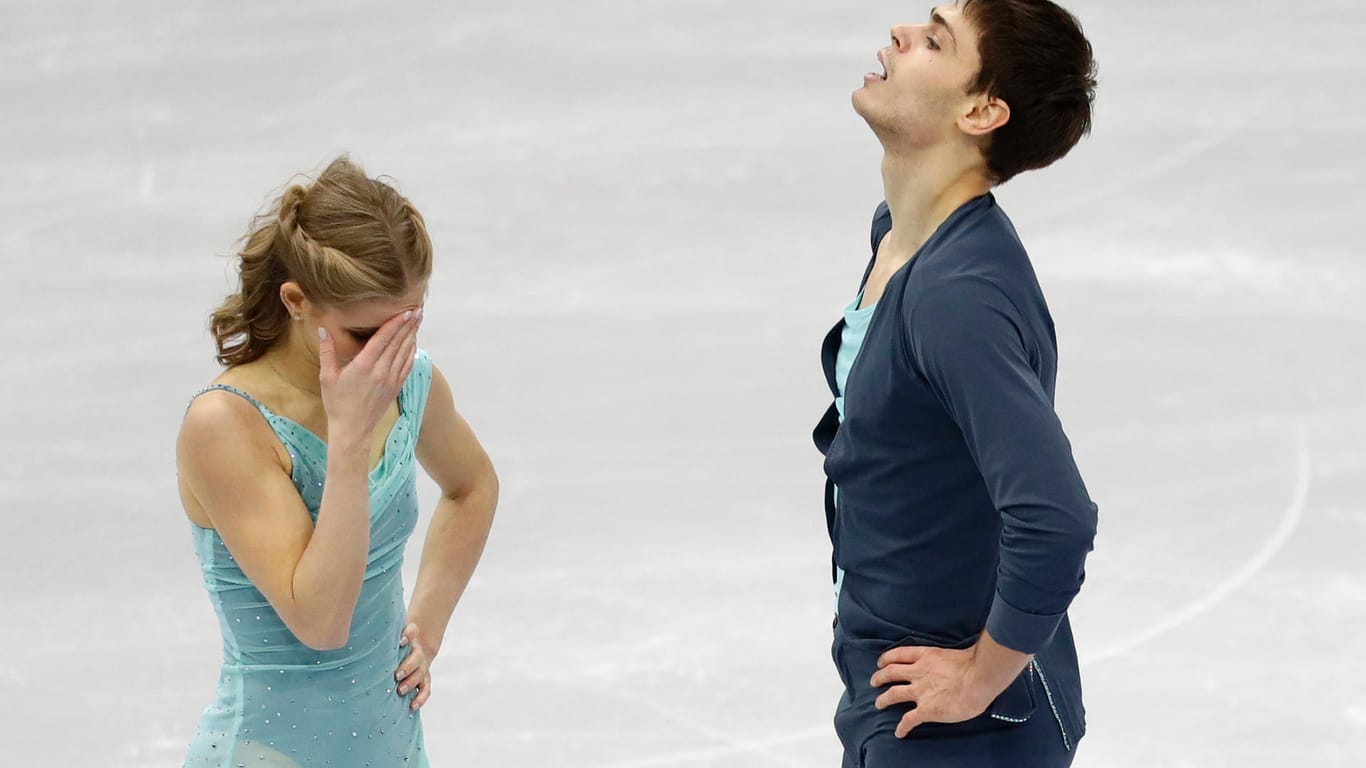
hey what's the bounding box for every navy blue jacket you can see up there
[814,196,1097,745]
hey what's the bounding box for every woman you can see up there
[177,156,498,767]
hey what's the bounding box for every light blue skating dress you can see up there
[182,351,433,768]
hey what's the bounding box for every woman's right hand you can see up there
[316,308,421,442]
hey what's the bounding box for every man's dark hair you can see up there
[962,0,1098,184]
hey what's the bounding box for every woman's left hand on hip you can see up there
[396,622,434,711]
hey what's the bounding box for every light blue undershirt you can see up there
[834,291,877,612]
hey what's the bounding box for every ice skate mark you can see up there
[1036,94,1275,223]
[589,726,831,768]
[531,673,816,768]
[1080,421,1310,667]
[240,21,496,139]
[495,555,813,586]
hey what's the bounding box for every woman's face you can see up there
[307,281,428,368]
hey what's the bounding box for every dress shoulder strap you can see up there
[188,383,269,414]
[404,349,435,431]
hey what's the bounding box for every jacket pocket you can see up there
[871,631,1038,737]
[889,630,1039,724]
[985,661,1038,724]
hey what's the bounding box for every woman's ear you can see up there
[279,282,307,320]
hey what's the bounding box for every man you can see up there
[811,2,1099,766]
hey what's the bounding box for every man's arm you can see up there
[872,273,1096,736]
[910,275,1097,653]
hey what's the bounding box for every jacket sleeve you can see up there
[905,276,1097,654]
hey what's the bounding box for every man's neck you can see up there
[878,149,993,264]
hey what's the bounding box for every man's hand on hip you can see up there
[870,628,1032,738]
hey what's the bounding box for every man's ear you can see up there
[959,95,1010,137]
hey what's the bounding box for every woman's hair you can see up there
[210,156,433,367]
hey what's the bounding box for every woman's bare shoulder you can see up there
[180,363,289,471]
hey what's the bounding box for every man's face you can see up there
[853,3,985,147]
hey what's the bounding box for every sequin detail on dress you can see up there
[182,351,434,768]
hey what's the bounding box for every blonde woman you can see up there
[177,157,498,767]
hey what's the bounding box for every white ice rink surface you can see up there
[2,1,1364,765]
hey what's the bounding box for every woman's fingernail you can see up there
[416,307,424,322]
[398,685,408,695]
[318,327,327,341]
[403,310,413,321]
[399,636,409,647]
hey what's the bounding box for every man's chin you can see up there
[851,88,875,120]
[851,93,890,136]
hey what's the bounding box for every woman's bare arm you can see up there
[178,311,420,650]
